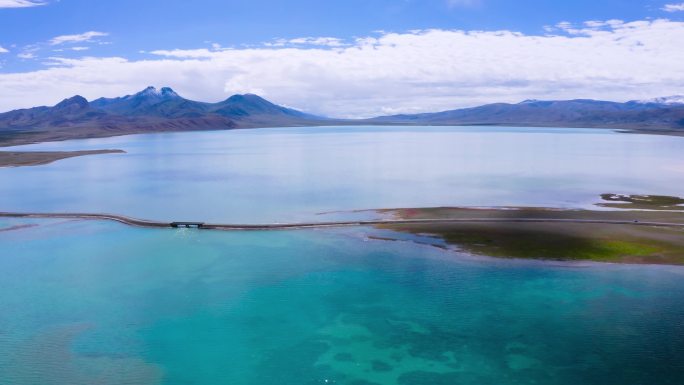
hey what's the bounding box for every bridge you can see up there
[1,211,684,231]
[170,222,205,229]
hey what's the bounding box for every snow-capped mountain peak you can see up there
[140,86,160,96]
[131,86,181,100]
[160,87,179,98]
[636,95,684,105]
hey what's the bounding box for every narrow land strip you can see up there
[1,211,684,230]
[0,149,125,167]
[3,207,683,265]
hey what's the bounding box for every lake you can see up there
[1,126,684,384]
[2,126,684,222]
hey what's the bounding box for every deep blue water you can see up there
[2,126,684,384]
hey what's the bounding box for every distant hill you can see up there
[0,87,328,146]
[368,99,684,131]
[1,88,683,146]
[636,95,684,106]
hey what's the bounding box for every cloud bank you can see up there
[49,31,108,45]
[0,0,46,8]
[663,3,684,12]
[1,19,683,117]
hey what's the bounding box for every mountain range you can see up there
[368,98,684,130]
[1,86,683,146]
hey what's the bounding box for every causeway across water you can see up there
[2,211,684,231]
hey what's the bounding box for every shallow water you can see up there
[1,220,683,385]
[2,126,684,222]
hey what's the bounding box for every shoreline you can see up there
[2,206,684,265]
[2,209,684,230]
[0,149,125,167]
[1,124,682,149]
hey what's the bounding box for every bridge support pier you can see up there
[170,222,205,229]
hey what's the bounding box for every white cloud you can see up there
[53,46,89,52]
[148,48,216,58]
[0,0,46,8]
[1,19,684,117]
[49,31,108,45]
[17,52,35,59]
[287,37,346,47]
[663,3,684,12]
[551,19,626,35]
[584,20,605,28]
[265,37,346,47]
[0,46,8,53]
[446,0,481,8]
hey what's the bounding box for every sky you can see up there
[0,0,683,117]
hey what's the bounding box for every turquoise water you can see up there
[2,126,684,222]
[3,127,684,384]
[1,220,683,384]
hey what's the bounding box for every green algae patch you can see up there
[379,223,684,263]
[597,194,684,210]
[375,207,684,265]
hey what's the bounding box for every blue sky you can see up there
[0,0,678,70]
[1,0,683,116]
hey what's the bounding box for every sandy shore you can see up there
[0,149,125,167]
